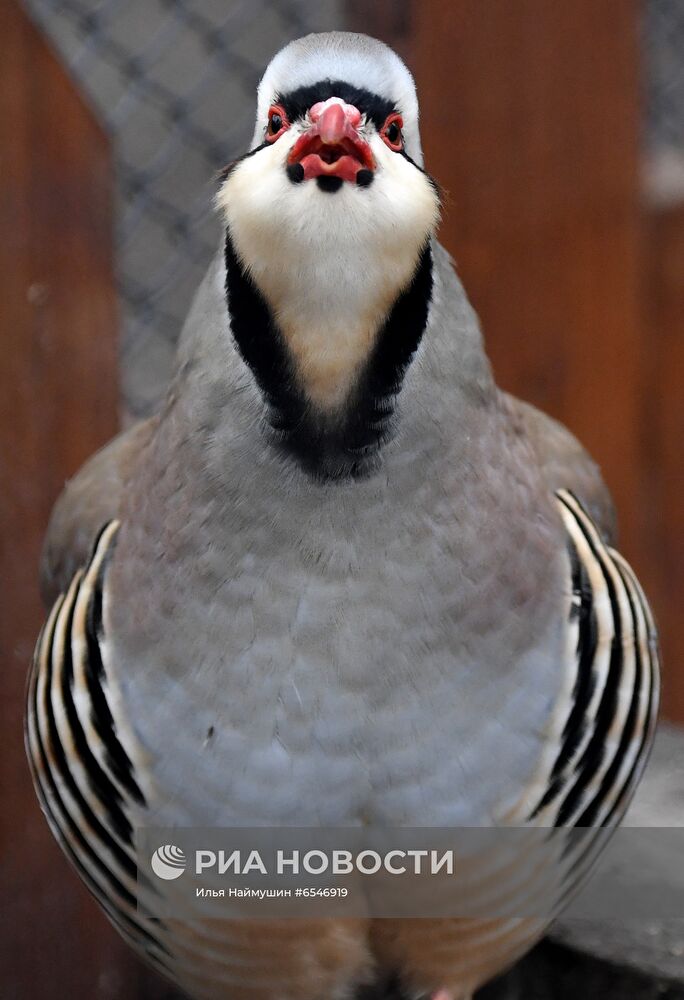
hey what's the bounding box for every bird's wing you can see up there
[503,393,617,543]
[26,521,175,979]
[40,418,156,606]
[508,489,659,835]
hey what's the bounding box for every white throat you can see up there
[217,136,439,411]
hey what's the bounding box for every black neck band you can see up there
[224,232,433,480]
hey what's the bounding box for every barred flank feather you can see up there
[528,490,659,829]
[25,522,172,974]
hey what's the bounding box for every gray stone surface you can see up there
[480,939,684,999]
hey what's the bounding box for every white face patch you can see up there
[216,122,440,412]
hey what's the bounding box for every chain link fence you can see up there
[22,0,342,416]
[20,0,684,416]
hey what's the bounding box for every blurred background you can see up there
[1,0,682,997]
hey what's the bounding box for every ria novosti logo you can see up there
[151,844,186,880]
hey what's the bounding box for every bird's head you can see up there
[215,33,441,478]
[217,31,437,240]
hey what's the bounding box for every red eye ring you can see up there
[381,113,404,151]
[266,104,289,142]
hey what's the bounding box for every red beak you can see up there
[287,100,375,187]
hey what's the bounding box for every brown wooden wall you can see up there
[643,205,684,720]
[349,0,683,722]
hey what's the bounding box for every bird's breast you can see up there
[108,481,567,831]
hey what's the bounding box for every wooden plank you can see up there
[0,4,174,996]
[345,0,413,61]
[643,205,684,721]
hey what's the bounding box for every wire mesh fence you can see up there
[21,0,341,416]
[643,0,684,207]
[645,0,684,154]
[20,0,684,416]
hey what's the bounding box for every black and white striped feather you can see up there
[526,490,659,830]
[25,522,173,978]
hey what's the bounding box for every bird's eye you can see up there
[381,113,404,151]
[266,105,289,142]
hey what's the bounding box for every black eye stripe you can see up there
[275,80,397,132]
